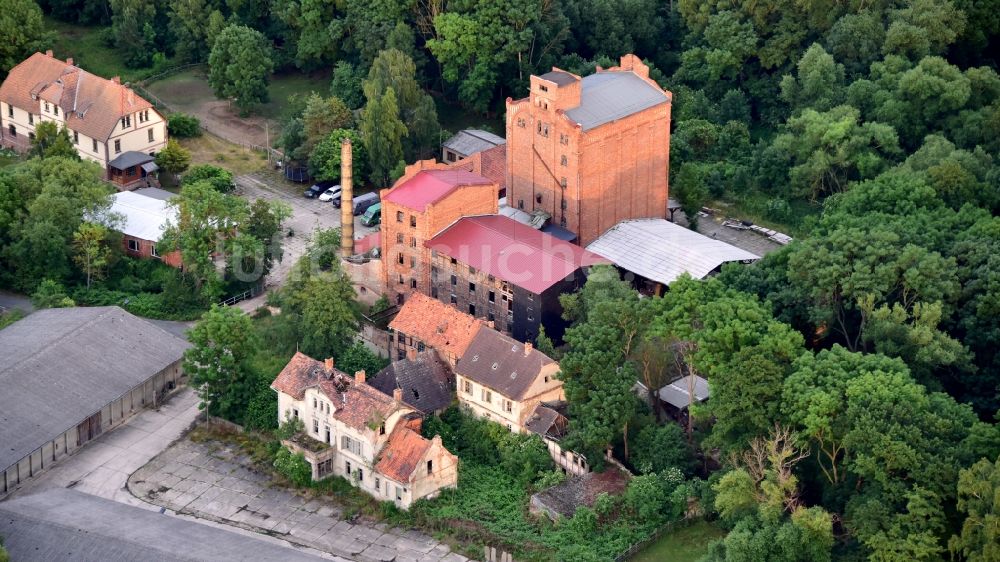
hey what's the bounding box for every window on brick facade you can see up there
[398,253,404,264]
[446,151,456,162]
[396,211,403,222]
[410,256,416,267]
[469,282,475,293]
[7,125,15,137]
[537,122,549,137]
[539,84,548,92]
[450,257,457,265]
[410,278,417,288]
[410,237,416,248]
[396,233,404,243]
[469,303,476,315]
[431,266,438,279]
[488,291,495,303]
[450,294,457,304]
[536,194,542,204]
[560,155,567,166]
[127,239,139,251]
[450,275,457,286]
[517,118,525,128]
[560,177,567,188]
[488,311,494,322]
[561,216,567,227]
[518,199,524,210]
[410,215,416,227]
[398,275,404,284]
[559,133,568,145]
[561,199,567,210]
[431,286,438,298]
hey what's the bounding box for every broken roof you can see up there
[0,51,156,142]
[371,351,453,414]
[455,329,556,400]
[657,375,710,409]
[564,71,670,131]
[108,189,177,241]
[532,466,630,518]
[586,219,760,286]
[442,129,506,157]
[375,419,433,483]
[389,293,485,360]
[0,488,327,562]
[382,169,494,212]
[426,215,609,294]
[0,306,190,472]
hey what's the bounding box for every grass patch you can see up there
[179,135,268,176]
[260,70,333,121]
[44,17,171,83]
[0,309,26,331]
[630,520,725,562]
[146,69,216,114]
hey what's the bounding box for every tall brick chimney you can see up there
[393,387,403,403]
[66,57,74,66]
[340,138,354,258]
[524,341,533,356]
[354,370,366,384]
[45,50,53,57]
[111,76,121,84]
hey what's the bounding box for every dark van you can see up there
[352,192,380,216]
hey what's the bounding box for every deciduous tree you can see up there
[360,88,406,187]
[184,305,261,419]
[208,24,274,114]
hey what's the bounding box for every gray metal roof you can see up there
[107,150,155,170]
[0,307,190,471]
[586,219,760,286]
[538,70,578,86]
[0,488,329,561]
[657,375,710,409]
[133,187,176,201]
[370,351,454,414]
[565,71,670,131]
[442,129,506,158]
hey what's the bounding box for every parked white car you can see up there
[318,185,343,202]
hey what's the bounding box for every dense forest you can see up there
[3,0,1000,560]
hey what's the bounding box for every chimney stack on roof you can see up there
[45,50,53,57]
[111,76,121,84]
[393,387,403,403]
[406,347,417,360]
[524,341,533,356]
[66,57,73,65]
[340,138,354,258]
[324,357,334,371]
[432,435,442,447]
[355,370,366,384]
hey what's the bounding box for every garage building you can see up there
[0,306,189,495]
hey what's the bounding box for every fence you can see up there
[613,518,697,562]
[218,284,263,307]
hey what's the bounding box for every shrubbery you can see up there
[167,113,202,138]
[273,447,313,487]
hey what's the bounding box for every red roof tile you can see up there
[389,294,485,360]
[425,215,610,294]
[0,52,156,142]
[382,170,494,211]
[375,422,433,483]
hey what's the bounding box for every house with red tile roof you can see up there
[271,352,457,509]
[0,51,167,190]
[388,292,486,366]
[425,214,609,343]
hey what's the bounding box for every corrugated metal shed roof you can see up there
[565,71,670,131]
[0,306,190,471]
[0,488,328,561]
[442,129,506,158]
[109,190,177,241]
[426,215,609,294]
[657,375,710,409]
[383,169,494,211]
[586,219,759,286]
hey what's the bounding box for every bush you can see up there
[338,342,389,377]
[243,385,278,431]
[182,164,235,193]
[0,309,26,331]
[631,423,694,475]
[168,113,202,138]
[273,447,313,486]
[31,279,75,309]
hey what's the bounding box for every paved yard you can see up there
[129,438,468,562]
[235,172,380,291]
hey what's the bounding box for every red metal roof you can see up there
[425,215,610,294]
[382,170,494,211]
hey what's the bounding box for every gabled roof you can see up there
[564,71,669,131]
[108,189,177,241]
[0,489,328,562]
[371,351,453,414]
[426,215,609,294]
[586,219,760,286]
[456,329,556,400]
[389,293,485,360]
[443,129,505,157]
[382,169,494,211]
[271,352,408,432]
[525,404,565,440]
[0,51,156,141]
[657,374,710,410]
[0,306,190,471]
[375,419,433,483]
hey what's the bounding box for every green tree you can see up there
[949,456,1000,562]
[155,139,191,185]
[28,121,79,160]
[364,49,440,159]
[360,88,406,187]
[239,198,291,280]
[272,0,342,70]
[779,44,845,113]
[0,0,50,79]
[631,424,692,475]
[31,278,75,308]
[109,0,157,67]
[167,113,202,138]
[208,24,274,114]
[72,221,114,288]
[301,93,354,157]
[273,447,313,486]
[184,305,261,419]
[330,61,364,109]
[168,0,215,62]
[182,164,233,193]
[308,129,365,182]
[297,268,359,358]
